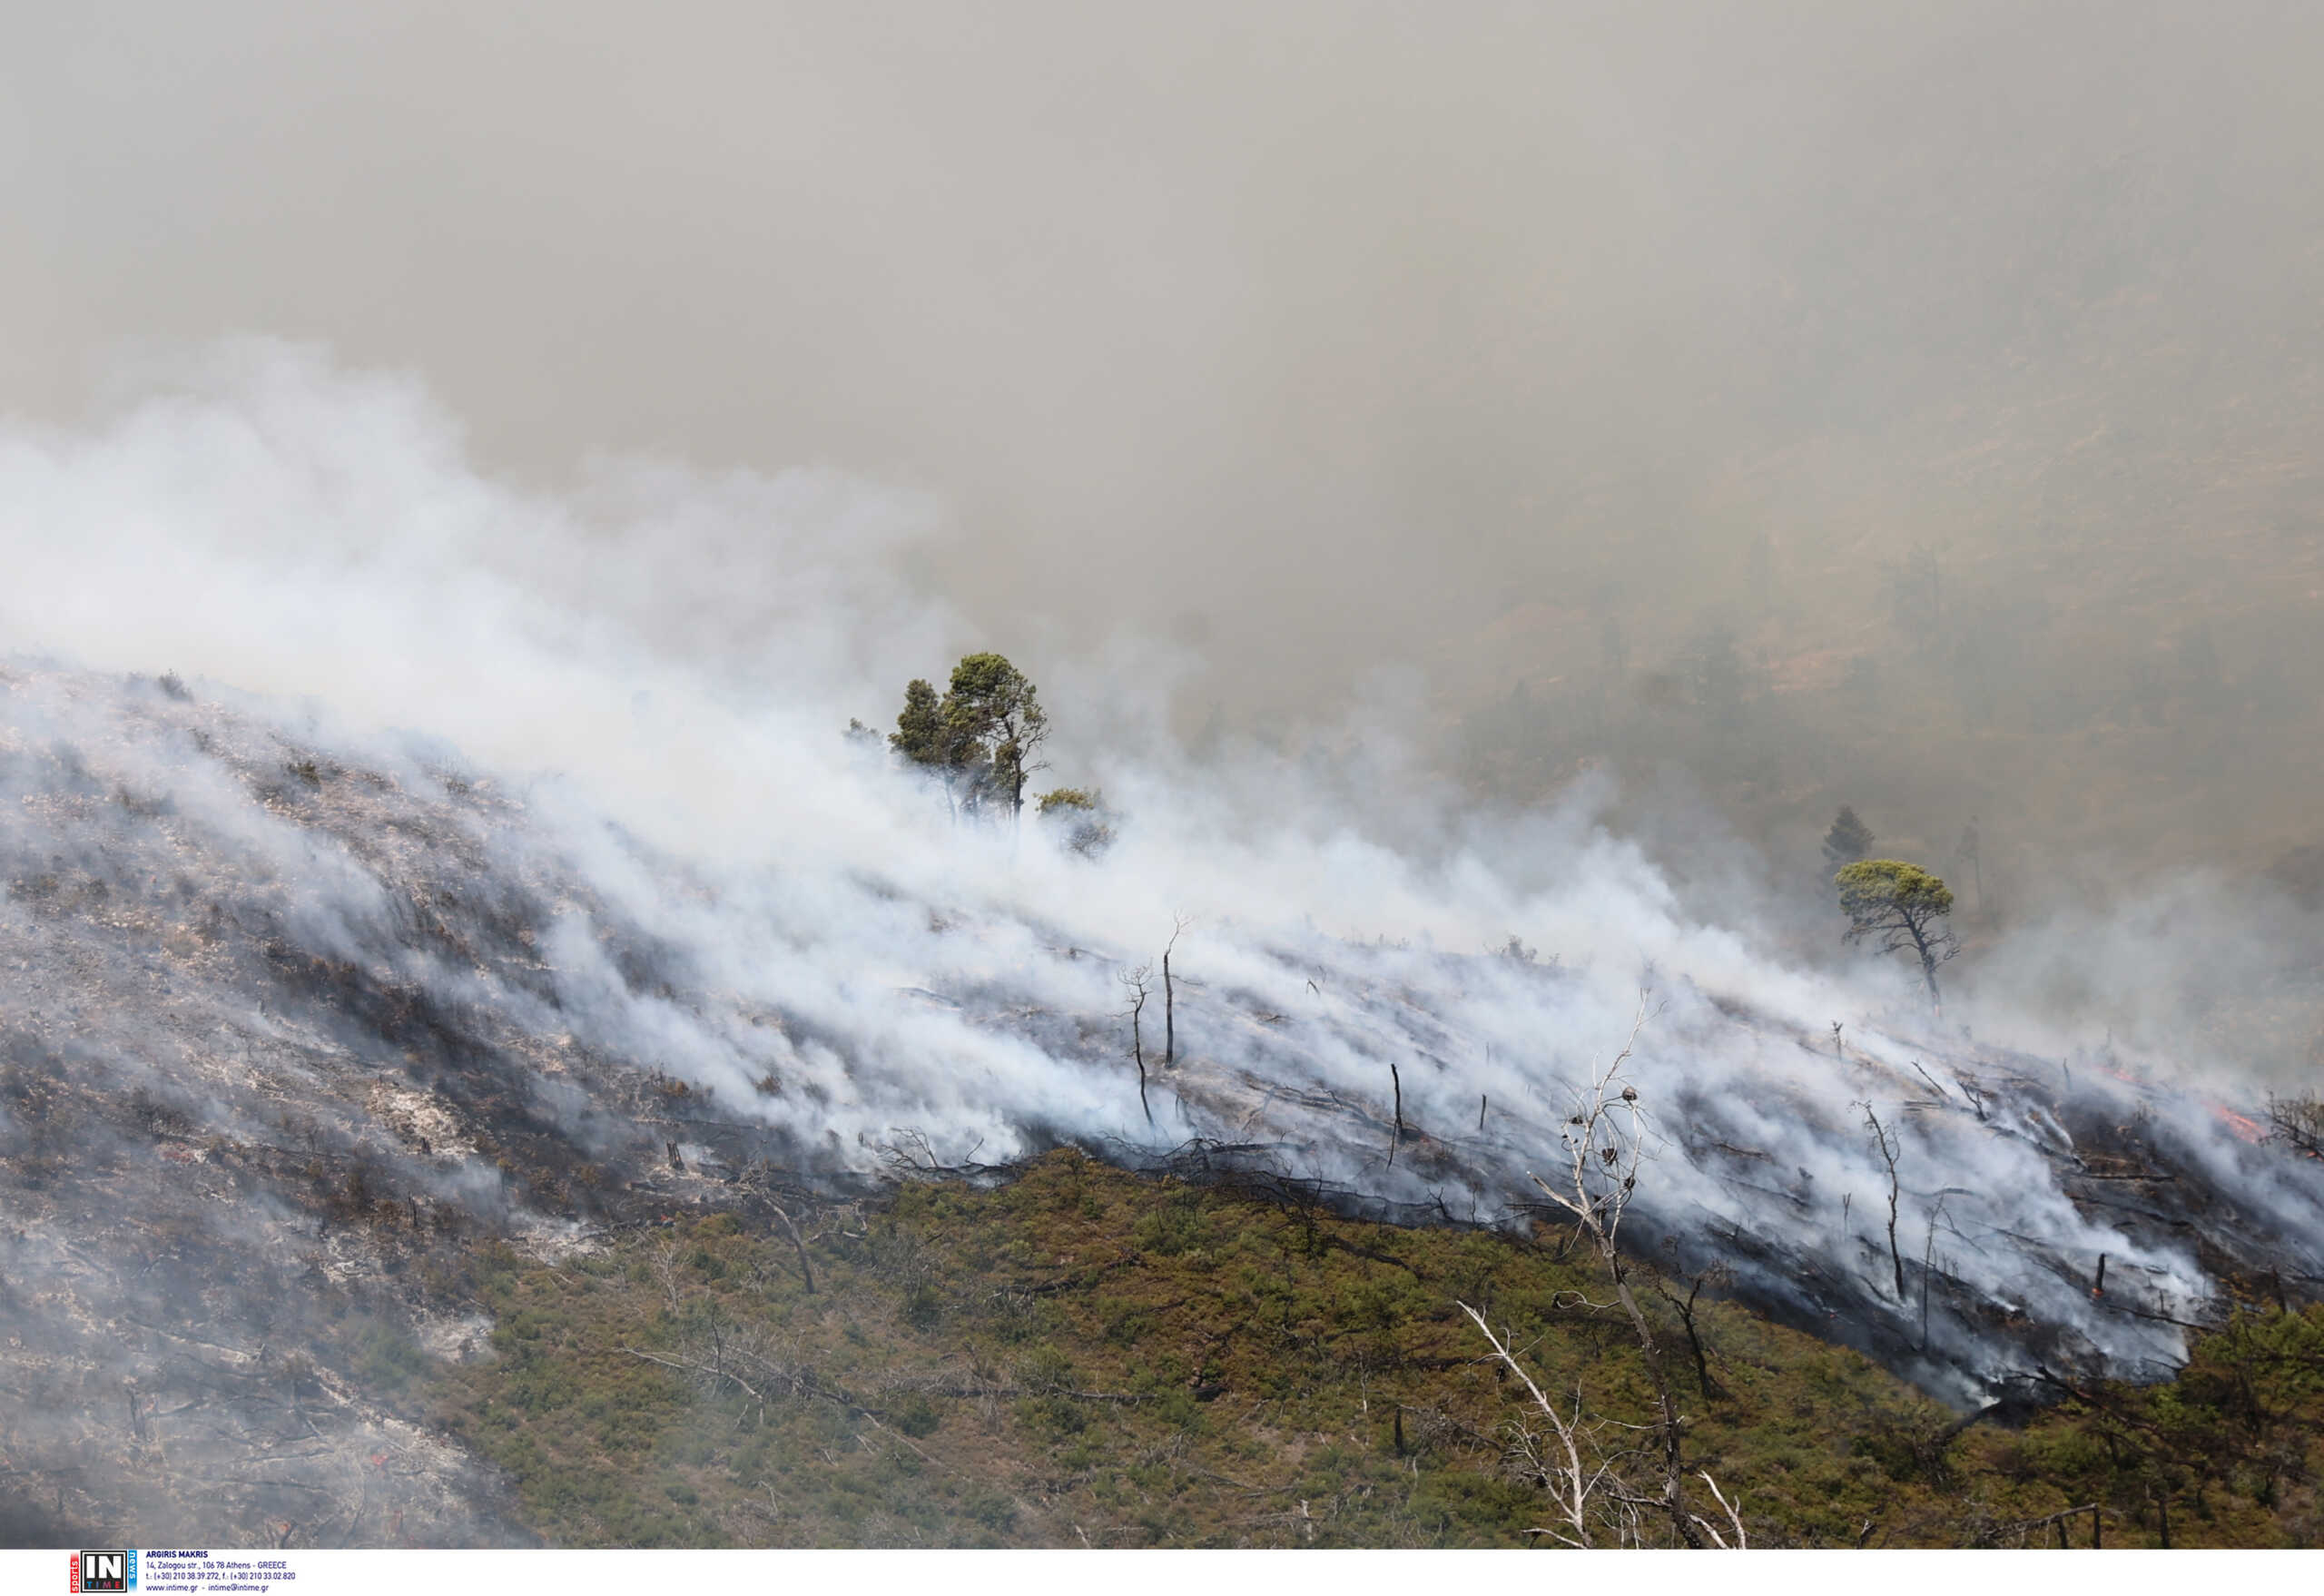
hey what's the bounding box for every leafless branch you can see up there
[2267,1092,2324,1157]
[1860,1102,1906,1302]
[1691,1470,1748,1549]
[1503,990,1718,1548]
[1162,916,1190,1069]
[766,1201,816,1295]
[1120,963,1154,1124]
[1459,1301,1595,1547]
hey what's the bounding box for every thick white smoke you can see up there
[3,344,2316,1401]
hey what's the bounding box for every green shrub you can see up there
[891,1393,942,1436]
[1131,1197,1211,1256]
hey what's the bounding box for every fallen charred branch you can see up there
[1993,1502,2106,1549]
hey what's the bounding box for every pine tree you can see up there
[1836,859,1959,1009]
[1822,806,1875,869]
[887,655,1049,823]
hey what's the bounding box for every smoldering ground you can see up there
[0,350,2316,1549]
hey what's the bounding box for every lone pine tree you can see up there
[1836,859,1959,1010]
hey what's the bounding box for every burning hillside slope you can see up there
[2,665,2320,1542]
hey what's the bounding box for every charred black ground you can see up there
[1,665,2319,1545]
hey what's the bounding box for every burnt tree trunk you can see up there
[1163,949,1175,1068]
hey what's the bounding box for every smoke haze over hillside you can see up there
[9,5,2323,734]
[2,11,2322,1092]
[6,11,2324,1521]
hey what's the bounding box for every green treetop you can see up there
[1836,859,1959,1010]
[888,653,1049,823]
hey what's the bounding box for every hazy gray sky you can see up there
[6,3,2322,719]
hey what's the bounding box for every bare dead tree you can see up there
[1995,1502,2103,1550]
[1652,1259,1731,1400]
[1388,1061,1405,1166]
[874,1126,944,1176]
[732,1163,818,1294]
[1693,1472,1748,1549]
[1509,990,1728,1549]
[622,1325,945,1467]
[1918,1192,1948,1352]
[1457,1302,1617,1547]
[1161,915,1189,1069]
[1860,1103,1906,1302]
[1906,1059,1950,1102]
[1459,1298,1746,1549]
[647,1237,687,1315]
[767,1201,817,1296]
[2267,1091,2324,1156]
[1120,963,1154,1125]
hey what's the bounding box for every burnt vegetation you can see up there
[1,666,2321,1548]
